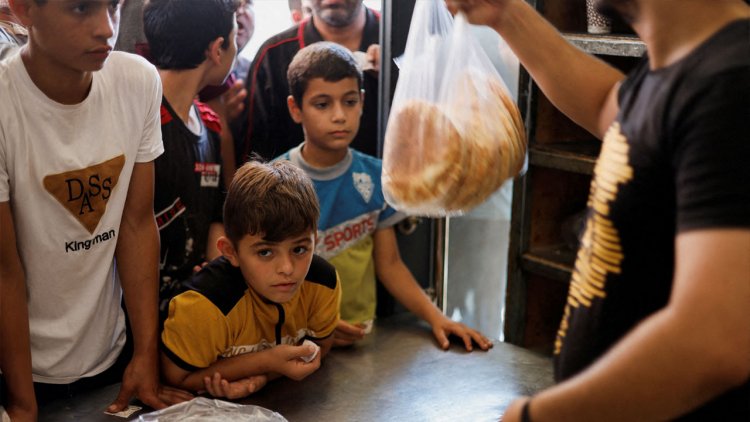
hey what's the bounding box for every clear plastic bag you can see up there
[137,397,287,422]
[382,0,527,216]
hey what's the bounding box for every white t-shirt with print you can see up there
[0,51,163,383]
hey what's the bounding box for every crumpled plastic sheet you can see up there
[137,397,288,422]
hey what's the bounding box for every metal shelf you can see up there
[528,141,600,175]
[564,33,645,57]
[520,246,576,283]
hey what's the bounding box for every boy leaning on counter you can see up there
[144,0,340,399]
[0,0,192,420]
[159,160,341,400]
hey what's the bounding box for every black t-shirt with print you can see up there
[554,19,750,420]
[155,99,225,303]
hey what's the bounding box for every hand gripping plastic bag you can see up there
[382,0,527,216]
[137,397,287,422]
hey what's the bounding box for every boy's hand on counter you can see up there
[271,344,322,381]
[108,354,193,413]
[332,320,367,347]
[429,315,494,352]
[155,385,195,406]
[203,373,268,399]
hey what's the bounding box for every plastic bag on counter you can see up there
[137,397,287,422]
[382,0,527,216]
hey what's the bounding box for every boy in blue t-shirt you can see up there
[278,41,492,351]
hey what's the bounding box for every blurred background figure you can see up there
[114,0,146,54]
[289,0,313,23]
[200,0,256,187]
[233,0,255,79]
[0,0,27,60]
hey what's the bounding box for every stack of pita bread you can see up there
[383,69,527,214]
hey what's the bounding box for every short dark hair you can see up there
[287,41,363,108]
[143,0,238,70]
[224,160,320,245]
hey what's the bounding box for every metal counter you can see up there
[39,314,553,422]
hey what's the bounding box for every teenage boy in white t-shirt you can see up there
[0,0,192,420]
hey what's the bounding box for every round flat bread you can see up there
[383,99,466,212]
[490,77,527,178]
[443,71,527,211]
[384,70,527,214]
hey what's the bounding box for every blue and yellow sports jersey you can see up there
[280,145,405,324]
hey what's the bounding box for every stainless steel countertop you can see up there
[38,314,553,422]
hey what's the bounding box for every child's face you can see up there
[289,76,363,156]
[223,231,316,303]
[20,0,121,73]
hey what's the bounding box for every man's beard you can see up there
[314,0,363,28]
[595,0,637,23]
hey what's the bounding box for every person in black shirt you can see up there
[143,0,238,313]
[448,0,750,420]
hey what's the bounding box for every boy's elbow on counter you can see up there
[160,355,197,391]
